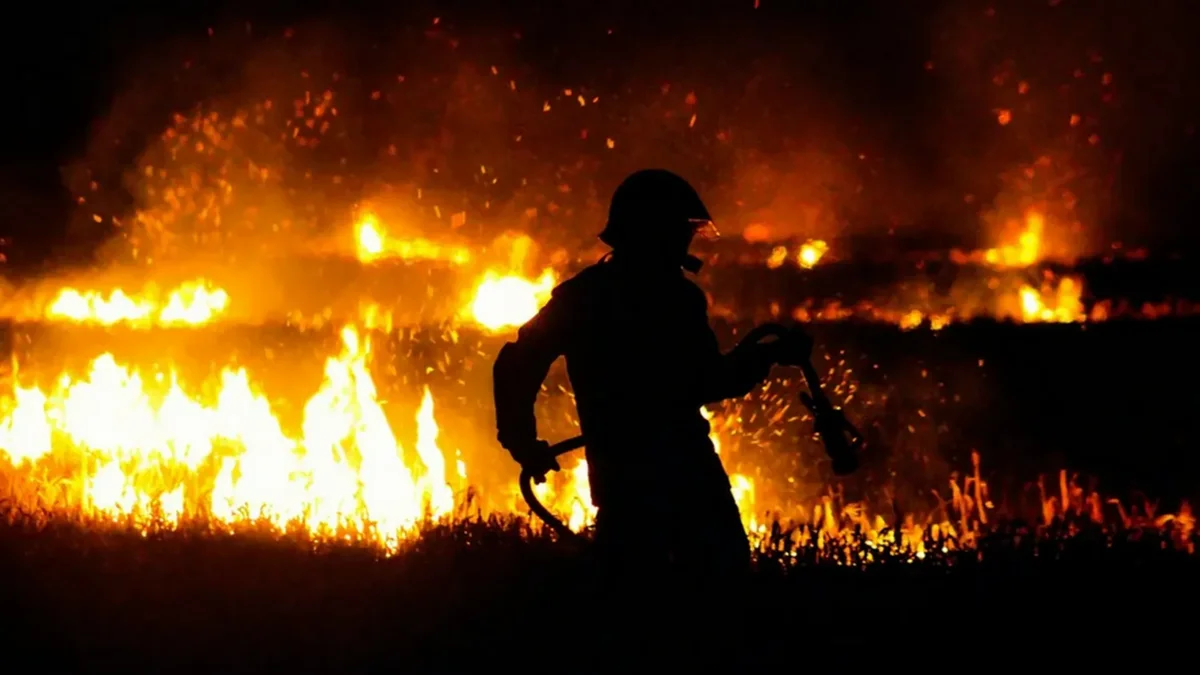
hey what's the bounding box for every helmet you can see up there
[598,169,717,252]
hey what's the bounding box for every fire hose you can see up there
[519,322,863,538]
[519,436,589,540]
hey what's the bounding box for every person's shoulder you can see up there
[550,260,612,301]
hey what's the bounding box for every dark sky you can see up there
[0,0,1197,270]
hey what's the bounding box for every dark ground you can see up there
[0,516,1194,672]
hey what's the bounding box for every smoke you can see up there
[45,0,1200,272]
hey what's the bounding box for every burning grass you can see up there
[0,316,1193,667]
[0,317,1195,556]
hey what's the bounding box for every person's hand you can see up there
[511,439,560,484]
[773,326,814,367]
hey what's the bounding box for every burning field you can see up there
[2,1,1200,666]
[3,212,1197,664]
[2,218,1195,556]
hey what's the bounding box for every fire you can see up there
[767,246,788,269]
[0,325,456,553]
[530,459,596,533]
[797,239,829,269]
[1019,275,1085,323]
[469,269,556,331]
[354,212,471,265]
[45,279,229,327]
[357,217,385,259]
[0,327,1190,560]
[985,210,1045,268]
[703,405,759,534]
[415,386,454,517]
[765,240,829,270]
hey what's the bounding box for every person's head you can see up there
[599,169,717,272]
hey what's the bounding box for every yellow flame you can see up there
[764,240,828,270]
[1019,275,1085,323]
[0,324,455,553]
[702,405,758,533]
[44,279,229,327]
[356,216,385,261]
[529,457,596,534]
[354,212,470,265]
[416,386,454,517]
[797,239,829,269]
[469,269,556,331]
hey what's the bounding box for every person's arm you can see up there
[492,293,570,456]
[688,288,778,404]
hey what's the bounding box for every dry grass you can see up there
[0,506,1195,671]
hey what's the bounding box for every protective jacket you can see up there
[493,256,772,510]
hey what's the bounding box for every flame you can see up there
[702,405,759,534]
[469,269,556,331]
[354,212,471,265]
[356,216,385,260]
[985,210,1045,268]
[45,279,229,327]
[1019,275,1085,323]
[797,239,829,269]
[529,458,596,533]
[767,246,788,269]
[764,240,828,270]
[415,386,454,517]
[0,335,1191,560]
[0,325,455,553]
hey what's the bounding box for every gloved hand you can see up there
[510,439,561,485]
[772,326,814,367]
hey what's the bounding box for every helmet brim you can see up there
[690,218,720,241]
[598,217,718,247]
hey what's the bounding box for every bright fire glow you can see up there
[704,405,759,534]
[530,458,596,533]
[354,212,471,265]
[0,330,1184,558]
[0,325,457,553]
[46,279,229,327]
[765,239,829,270]
[1019,275,1085,323]
[469,269,556,331]
[985,210,1045,268]
[797,239,829,269]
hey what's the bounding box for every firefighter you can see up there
[492,169,809,586]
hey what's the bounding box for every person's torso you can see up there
[552,261,724,499]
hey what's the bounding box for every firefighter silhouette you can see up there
[493,169,808,585]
